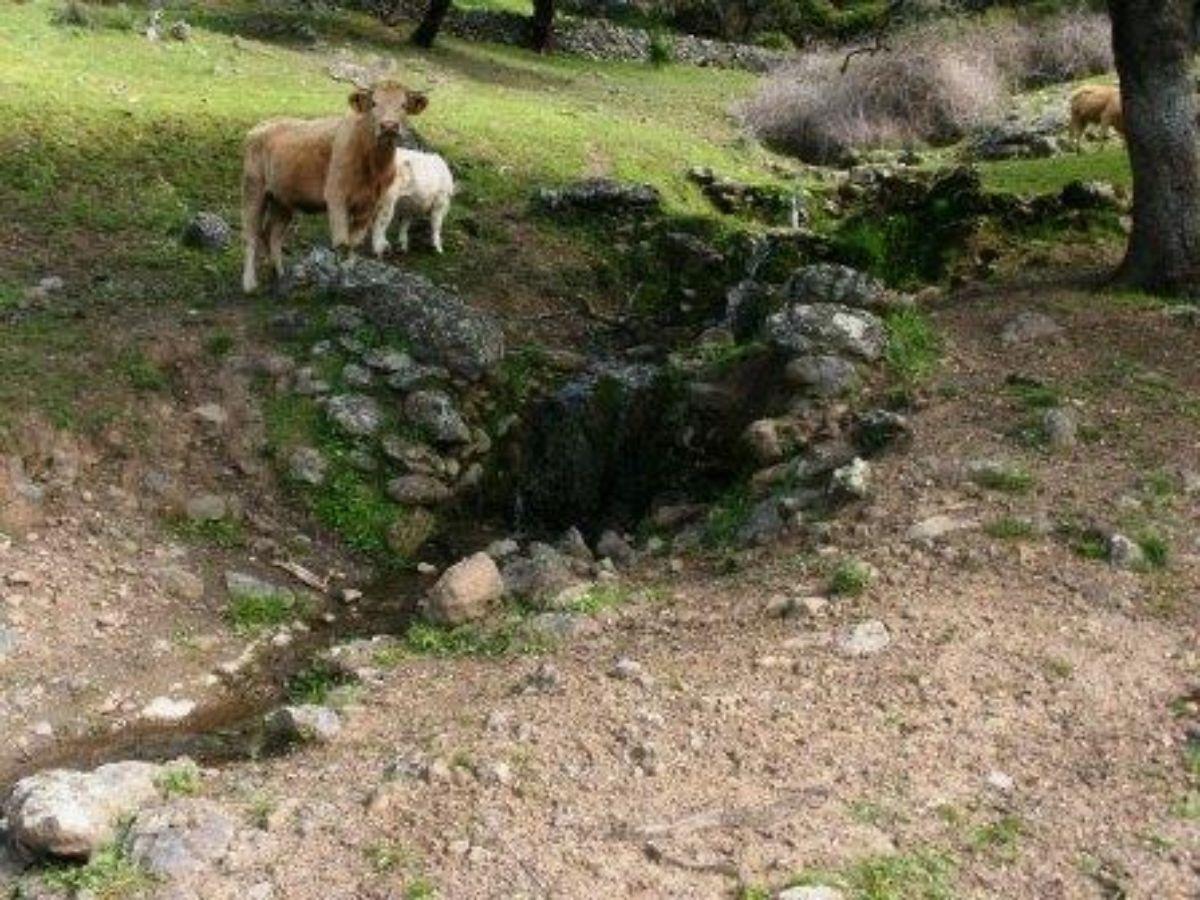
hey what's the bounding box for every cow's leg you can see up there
[241,175,267,294]
[267,204,293,280]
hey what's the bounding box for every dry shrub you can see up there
[739,8,1112,163]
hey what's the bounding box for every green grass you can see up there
[117,348,169,392]
[884,308,942,389]
[1005,378,1061,410]
[287,661,357,706]
[1136,530,1169,570]
[703,485,756,549]
[167,514,246,548]
[980,146,1130,196]
[829,558,873,596]
[985,516,1036,540]
[227,589,298,635]
[788,850,956,900]
[565,583,634,614]
[970,463,1034,494]
[970,814,1026,861]
[400,617,547,657]
[41,834,155,899]
[156,760,202,797]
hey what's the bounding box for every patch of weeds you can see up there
[205,332,235,358]
[287,661,356,706]
[401,617,543,658]
[970,814,1025,861]
[692,340,764,373]
[648,29,675,66]
[884,308,942,390]
[364,839,413,874]
[247,794,276,830]
[42,832,155,899]
[118,348,168,392]
[1170,791,1200,820]
[167,515,246,549]
[984,517,1035,540]
[310,467,397,557]
[565,583,633,615]
[703,485,755,549]
[227,591,298,636]
[156,760,201,797]
[405,877,437,899]
[1042,657,1074,680]
[788,849,956,900]
[1184,741,1200,778]
[849,800,889,827]
[1005,377,1061,410]
[738,886,771,900]
[970,463,1034,494]
[829,557,872,597]
[1136,530,1169,570]
[1142,469,1177,500]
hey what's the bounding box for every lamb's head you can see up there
[349,79,428,145]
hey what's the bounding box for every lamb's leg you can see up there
[398,218,412,253]
[430,197,450,255]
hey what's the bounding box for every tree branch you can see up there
[840,0,906,73]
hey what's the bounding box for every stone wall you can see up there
[359,1,786,72]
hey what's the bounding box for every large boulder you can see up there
[5,762,163,857]
[291,248,504,381]
[765,303,887,361]
[422,552,503,625]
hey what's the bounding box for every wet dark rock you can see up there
[725,279,775,342]
[1059,179,1121,210]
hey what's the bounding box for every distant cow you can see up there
[371,149,455,257]
[240,79,428,293]
[1069,84,1123,148]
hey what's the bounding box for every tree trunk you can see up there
[1109,0,1200,294]
[531,0,555,52]
[412,0,453,48]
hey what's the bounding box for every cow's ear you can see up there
[349,89,372,113]
[405,92,429,116]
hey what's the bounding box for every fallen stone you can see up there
[288,446,328,486]
[784,354,859,397]
[907,514,974,544]
[837,620,891,657]
[265,705,341,745]
[185,494,227,523]
[1043,407,1078,450]
[1000,311,1062,346]
[596,529,635,567]
[140,696,196,723]
[765,303,886,361]
[830,457,871,500]
[1108,533,1145,571]
[326,394,384,438]
[5,761,163,857]
[779,886,846,900]
[422,552,503,625]
[387,473,454,507]
[181,212,231,253]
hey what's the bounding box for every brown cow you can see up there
[241,79,427,293]
[1068,84,1123,149]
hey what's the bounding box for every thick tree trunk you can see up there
[531,0,555,52]
[412,0,452,48]
[1108,0,1200,293]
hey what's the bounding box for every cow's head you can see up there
[349,79,428,144]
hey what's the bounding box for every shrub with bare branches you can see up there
[738,9,1112,163]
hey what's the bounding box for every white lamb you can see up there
[372,149,454,257]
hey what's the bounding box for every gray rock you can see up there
[381,436,445,475]
[290,248,505,381]
[745,419,785,465]
[830,457,871,500]
[168,19,192,41]
[967,123,1058,161]
[125,799,235,878]
[1060,179,1121,210]
[326,394,384,438]
[558,527,593,562]
[181,212,230,253]
[765,303,886,361]
[784,263,888,311]
[422,552,503,625]
[1000,311,1062,346]
[363,347,415,373]
[907,514,974,544]
[520,611,592,643]
[185,494,227,523]
[154,565,205,602]
[1043,407,1078,450]
[596,529,635,567]
[387,474,453,507]
[838,620,891,657]
[535,178,661,215]
[725,279,774,342]
[293,366,331,396]
[326,305,364,332]
[1108,533,1145,570]
[502,544,582,606]
[341,363,373,388]
[288,446,328,486]
[738,497,785,547]
[485,538,520,561]
[405,390,470,445]
[192,403,229,428]
[265,705,341,745]
[785,354,859,397]
[140,696,196,723]
[5,761,163,857]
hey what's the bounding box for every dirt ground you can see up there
[2,274,1199,899]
